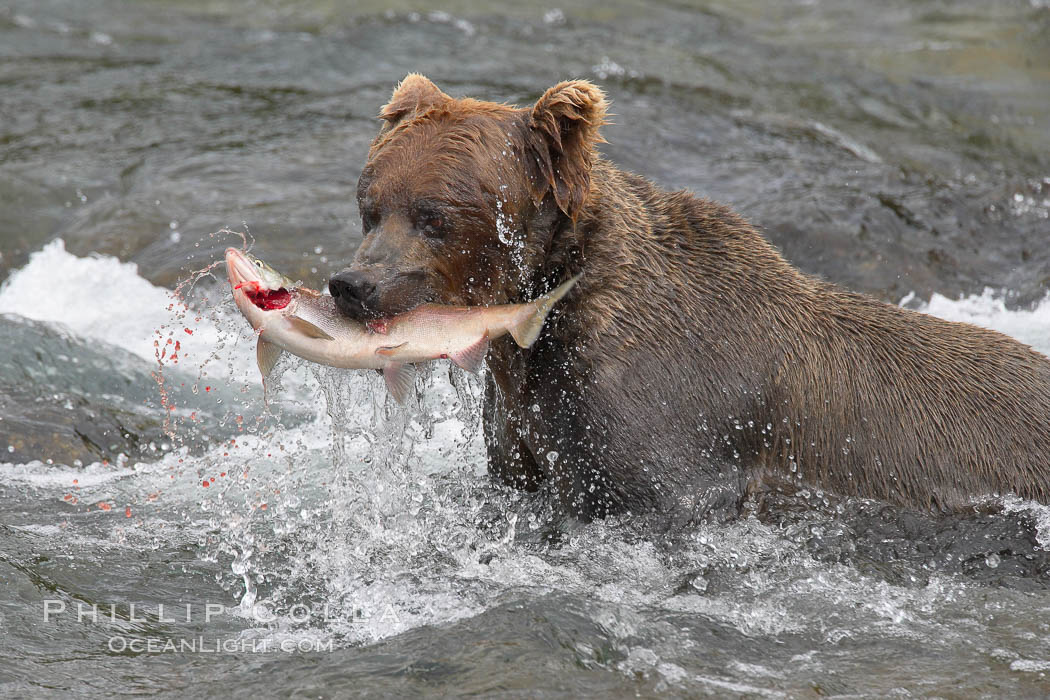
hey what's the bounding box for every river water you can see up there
[2,1,1050,697]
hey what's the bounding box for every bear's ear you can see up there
[526,80,608,221]
[379,73,451,126]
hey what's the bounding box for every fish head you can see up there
[225,248,294,326]
[226,248,293,290]
[328,75,601,322]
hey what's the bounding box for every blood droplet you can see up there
[125,506,132,518]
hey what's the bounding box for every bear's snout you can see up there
[329,267,433,320]
[329,268,382,320]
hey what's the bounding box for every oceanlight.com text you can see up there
[106,636,334,654]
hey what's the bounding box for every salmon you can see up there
[225,247,579,402]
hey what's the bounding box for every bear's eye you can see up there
[361,208,380,234]
[419,214,445,239]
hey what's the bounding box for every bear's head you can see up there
[329,74,607,320]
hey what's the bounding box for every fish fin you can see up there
[449,332,489,373]
[257,338,283,378]
[287,315,334,341]
[382,363,415,404]
[509,274,582,348]
[376,342,408,357]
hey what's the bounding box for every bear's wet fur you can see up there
[332,74,1050,521]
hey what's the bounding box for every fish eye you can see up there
[254,260,264,268]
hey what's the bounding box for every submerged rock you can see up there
[0,313,277,467]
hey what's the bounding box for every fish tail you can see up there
[509,274,582,348]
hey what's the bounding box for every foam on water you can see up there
[0,459,143,488]
[0,239,178,362]
[903,287,1050,356]
[0,239,243,388]
[3,240,1050,688]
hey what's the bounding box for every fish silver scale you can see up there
[283,291,521,370]
[225,247,580,392]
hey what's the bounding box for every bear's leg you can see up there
[516,378,641,521]
[483,372,545,491]
[667,464,750,528]
[520,370,751,524]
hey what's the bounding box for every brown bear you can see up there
[328,74,1050,522]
